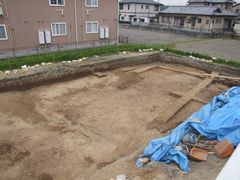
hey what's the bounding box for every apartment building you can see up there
[119,0,163,23]
[188,0,237,11]
[0,0,118,57]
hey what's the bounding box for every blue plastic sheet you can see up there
[136,87,240,172]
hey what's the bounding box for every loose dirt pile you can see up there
[0,62,235,180]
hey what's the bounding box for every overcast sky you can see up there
[154,0,240,5]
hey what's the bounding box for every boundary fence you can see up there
[0,36,128,60]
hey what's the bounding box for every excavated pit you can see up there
[0,52,239,180]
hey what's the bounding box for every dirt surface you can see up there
[119,28,197,44]
[175,39,240,62]
[0,61,234,180]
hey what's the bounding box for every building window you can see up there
[121,17,124,20]
[216,19,222,24]
[212,20,215,25]
[198,18,202,24]
[141,5,143,9]
[86,21,98,33]
[154,5,159,11]
[51,22,66,36]
[226,4,231,10]
[236,9,240,13]
[186,18,191,23]
[146,5,148,9]
[120,4,123,10]
[86,0,98,7]
[206,19,209,25]
[128,4,130,10]
[50,0,65,6]
[161,16,170,22]
[0,25,7,40]
[174,18,184,27]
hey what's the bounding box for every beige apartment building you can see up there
[0,0,118,57]
[119,0,162,23]
[188,0,237,11]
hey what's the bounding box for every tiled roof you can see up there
[159,6,238,16]
[119,0,163,5]
[188,0,236,4]
[161,5,170,10]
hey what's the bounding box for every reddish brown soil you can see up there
[0,62,233,180]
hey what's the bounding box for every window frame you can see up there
[146,5,149,9]
[236,9,240,13]
[121,16,124,20]
[128,4,130,10]
[154,5,159,11]
[49,0,65,6]
[85,0,98,7]
[161,16,170,23]
[119,4,123,10]
[198,18,202,24]
[0,24,8,40]
[206,19,209,25]
[174,17,185,27]
[186,18,192,24]
[51,22,67,36]
[141,5,143,9]
[216,19,222,24]
[86,21,98,34]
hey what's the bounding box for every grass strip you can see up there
[0,39,239,71]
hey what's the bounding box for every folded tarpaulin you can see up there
[135,86,240,172]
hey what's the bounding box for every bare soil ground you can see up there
[0,61,234,180]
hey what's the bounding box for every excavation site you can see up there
[0,52,240,180]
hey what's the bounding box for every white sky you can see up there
[154,0,240,6]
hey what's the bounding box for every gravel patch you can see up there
[175,39,240,62]
[119,28,198,45]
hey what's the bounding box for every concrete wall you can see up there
[234,24,240,33]
[0,0,118,50]
[120,23,226,38]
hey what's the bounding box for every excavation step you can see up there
[156,72,218,123]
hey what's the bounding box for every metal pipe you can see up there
[75,0,78,48]
[3,0,9,18]
[117,0,119,44]
[82,0,85,42]
[3,0,13,53]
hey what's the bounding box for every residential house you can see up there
[187,0,237,11]
[158,6,238,31]
[0,0,118,58]
[233,3,240,22]
[119,0,163,23]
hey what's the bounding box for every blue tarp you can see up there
[136,86,240,172]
